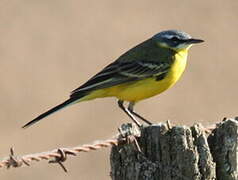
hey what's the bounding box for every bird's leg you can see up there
[128,102,152,125]
[117,100,141,127]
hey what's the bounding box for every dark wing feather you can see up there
[70,60,171,98]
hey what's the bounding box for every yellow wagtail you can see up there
[23,30,203,128]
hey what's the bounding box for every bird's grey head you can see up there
[153,30,204,50]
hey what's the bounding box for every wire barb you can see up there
[49,149,69,172]
[6,148,23,168]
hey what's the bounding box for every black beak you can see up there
[186,38,204,44]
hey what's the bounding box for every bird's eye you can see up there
[170,36,179,41]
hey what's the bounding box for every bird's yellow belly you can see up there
[109,78,173,101]
[84,50,188,102]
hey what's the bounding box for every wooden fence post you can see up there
[110,118,238,180]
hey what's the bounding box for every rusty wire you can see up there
[0,138,123,172]
[0,122,140,172]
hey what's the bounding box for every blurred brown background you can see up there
[0,0,237,179]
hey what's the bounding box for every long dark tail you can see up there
[22,97,80,128]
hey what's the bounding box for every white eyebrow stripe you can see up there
[162,34,175,39]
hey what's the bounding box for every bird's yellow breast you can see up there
[84,49,188,102]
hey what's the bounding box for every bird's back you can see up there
[116,38,176,64]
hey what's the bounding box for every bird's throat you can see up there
[167,49,188,84]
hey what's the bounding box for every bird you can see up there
[23,30,204,128]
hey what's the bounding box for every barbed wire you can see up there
[0,123,140,172]
[0,139,122,172]
[0,121,218,172]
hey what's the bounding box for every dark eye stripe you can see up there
[170,36,188,43]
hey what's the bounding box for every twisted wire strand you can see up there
[0,138,122,171]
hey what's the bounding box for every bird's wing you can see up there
[70,60,171,97]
